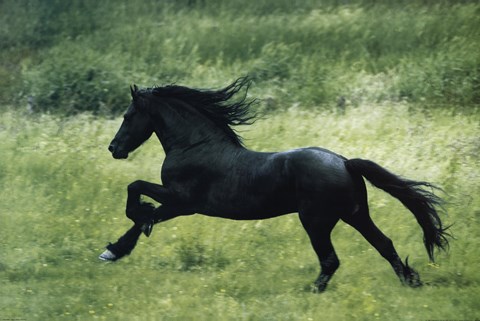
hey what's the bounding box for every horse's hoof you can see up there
[401,257,423,287]
[141,221,154,237]
[310,282,328,293]
[99,249,117,261]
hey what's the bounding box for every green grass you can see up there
[0,0,479,319]
[0,104,479,320]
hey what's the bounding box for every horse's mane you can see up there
[150,77,257,146]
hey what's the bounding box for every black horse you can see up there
[100,78,449,292]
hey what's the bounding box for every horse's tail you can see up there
[345,158,450,262]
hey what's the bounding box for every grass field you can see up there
[0,104,479,321]
[1,0,479,320]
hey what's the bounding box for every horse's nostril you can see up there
[108,144,115,152]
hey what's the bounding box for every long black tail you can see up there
[345,158,450,261]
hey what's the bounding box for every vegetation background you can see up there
[0,0,479,320]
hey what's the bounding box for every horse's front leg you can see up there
[125,180,163,234]
[99,180,176,261]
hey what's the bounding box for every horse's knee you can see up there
[126,202,155,222]
[127,181,145,220]
[128,180,145,194]
[126,207,135,220]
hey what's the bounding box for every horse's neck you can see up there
[152,101,229,154]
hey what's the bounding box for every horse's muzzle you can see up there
[108,141,128,159]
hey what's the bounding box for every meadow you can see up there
[1,104,479,321]
[0,0,479,320]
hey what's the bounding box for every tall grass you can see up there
[0,105,479,320]
[1,1,479,113]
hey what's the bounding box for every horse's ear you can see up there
[130,84,138,98]
[130,85,150,112]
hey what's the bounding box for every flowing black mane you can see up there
[150,77,257,146]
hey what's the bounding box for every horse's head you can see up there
[108,85,154,159]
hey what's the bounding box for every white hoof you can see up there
[99,249,117,261]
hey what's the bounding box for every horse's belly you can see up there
[201,189,298,220]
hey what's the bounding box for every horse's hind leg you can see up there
[342,205,422,287]
[299,213,340,293]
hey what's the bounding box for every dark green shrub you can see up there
[23,43,129,115]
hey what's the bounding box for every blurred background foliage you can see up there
[0,0,479,115]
